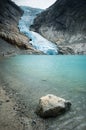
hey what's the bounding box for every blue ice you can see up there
[18,6,58,55]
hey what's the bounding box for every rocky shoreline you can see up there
[0,81,45,130]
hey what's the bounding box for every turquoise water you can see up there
[0,55,86,130]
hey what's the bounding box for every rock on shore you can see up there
[36,94,71,118]
[31,0,86,54]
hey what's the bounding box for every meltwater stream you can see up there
[18,6,58,55]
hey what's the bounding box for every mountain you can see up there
[0,0,40,56]
[31,0,86,54]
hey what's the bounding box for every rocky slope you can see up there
[31,0,86,54]
[0,0,40,55]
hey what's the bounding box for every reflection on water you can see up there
[0,55,86,130]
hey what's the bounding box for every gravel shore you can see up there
[0,86,24,130]
[0,84,45,130]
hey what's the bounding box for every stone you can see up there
[36,94,71,118]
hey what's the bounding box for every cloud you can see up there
[12,0,56,9]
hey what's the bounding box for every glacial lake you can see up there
[0,55,86,130]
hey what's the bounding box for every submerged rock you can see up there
[36,94,71,118]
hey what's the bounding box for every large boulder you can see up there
[36,94,71,118]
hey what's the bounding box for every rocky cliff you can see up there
[31,0,86,54]
[0,0,40,55]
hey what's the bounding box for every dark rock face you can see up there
[32,0,86,54]
[0,0,36,51]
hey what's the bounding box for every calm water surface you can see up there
[0,55,86,130]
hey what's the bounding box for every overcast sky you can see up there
[12,0,56,9]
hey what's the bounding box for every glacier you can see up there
[18,6,58,55]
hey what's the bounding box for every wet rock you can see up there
[6,99,10,102]
[36,94,71,118]
[0,100,3,105]
[32,120,36,125]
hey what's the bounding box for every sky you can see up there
[12,0,57,9]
